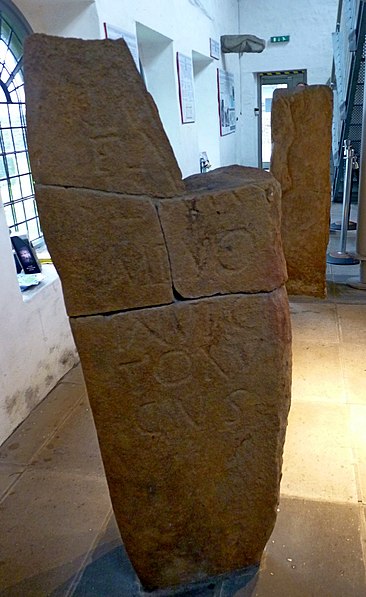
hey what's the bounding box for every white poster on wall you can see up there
[176,52,195,124]
[217,69,236,136]
[103,23,140,71]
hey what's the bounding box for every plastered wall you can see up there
[14,0,100,40]
[0,204,78,445]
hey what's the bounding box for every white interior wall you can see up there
[238,0,339,167]
[0,201,78,445]
[14,0,100,39]
[136,24,185,174]
[192,51,220,170]
[0,0,83,445]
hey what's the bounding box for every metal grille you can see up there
[332,3,366,199]
[343,37,365,166]
[0,10,41,244]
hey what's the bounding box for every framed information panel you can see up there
[177,52,195,124]
[217,69,236,136]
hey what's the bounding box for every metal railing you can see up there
[331,0,366,199]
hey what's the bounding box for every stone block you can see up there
[158,165,287,298]
[24,35,184,198]
[35,185,173,316]
[270,85,332,297]
[25,34,292,595]
[71,287,292,590]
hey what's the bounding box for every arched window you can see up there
[0,1,41,244]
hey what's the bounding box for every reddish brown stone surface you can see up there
[35,185,173,316]
[159,166,286,298]
[25,34,292,593]
[24,35,184,198]
[71,288,292,589]
[270,85,332,297]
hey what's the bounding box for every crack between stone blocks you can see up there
[35,181,181,200]
[153,201,179,300]
[69,286,286,321]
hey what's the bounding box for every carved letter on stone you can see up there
[25,34,292,593]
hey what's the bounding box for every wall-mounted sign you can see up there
[103,23,140,70]
[270,35,290,43]
[210,38,220,60]
[177,52,196,124]
[217,69,235,136]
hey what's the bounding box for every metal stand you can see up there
[329,221,357,231]
[348,261,366,289]
[347,64,366,290]
[327,140,360,265]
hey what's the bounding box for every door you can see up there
[258,70,306,169]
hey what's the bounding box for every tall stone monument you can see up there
[270,85,333,297]
[25,35,291,593]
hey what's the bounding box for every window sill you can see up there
[21,263,60,303]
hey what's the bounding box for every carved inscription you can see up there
[70,288,291,588]
[72,287,291,446]
[154,351,193,386]
[35,185,174,316]
[25,34,185,197]
[158,174,287,298]
[24,35,292,591]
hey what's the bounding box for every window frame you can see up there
[0,1,42,247]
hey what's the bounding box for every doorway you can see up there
[258,70,306,168]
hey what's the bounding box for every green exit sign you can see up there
[270,35,290,43]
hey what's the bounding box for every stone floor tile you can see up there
[0,462,25,499]
[340,343,366,405]
[337,304,366,344]
[291,340,345,403]
[0,382,85,466]
[0,469,111,596]
[289,302,340,344]
[60,363,84,386]
[281,402,357,502]
[288,402,352,449]
[350,405,366,503]
[350,405,366,457]
[249,497,366,597]
[355,459,366,506]
[31,397,105,478]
